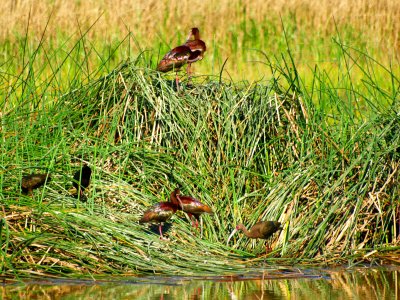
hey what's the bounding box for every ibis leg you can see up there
[79,189,87,201]
[188,213,198,228]
[175,72,180,92]
[158,224,164,239]
[265,242,272,254]
[187,63,193,86]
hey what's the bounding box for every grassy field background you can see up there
[1,0,399,82]
[1,0,400,278]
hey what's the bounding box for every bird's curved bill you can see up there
[226,228,238,246]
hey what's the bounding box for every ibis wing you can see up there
[188,50,203,63]
[258,221,281,237]
[140,202,176,223]
[185,40,206,63]
[176,195,213,215]
[185,39,206,53]
[21,174,50,191]
[157,45,191,72]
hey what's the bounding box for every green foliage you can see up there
[0,23,400,278]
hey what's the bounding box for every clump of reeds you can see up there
[1,25,399,278]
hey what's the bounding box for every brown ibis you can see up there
[227,221,282,253]
[139,202,178,239]
[183,27,206,80]
[157,27,206,89]
[21,173,51,195]
[170,188,213,228]
[73,164,92,201]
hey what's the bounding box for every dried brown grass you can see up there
[2,0,399,51]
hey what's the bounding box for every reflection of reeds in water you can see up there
[1,268,398,300]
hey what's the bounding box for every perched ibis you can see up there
[157,27,206,89]
[21,173,51,195]
[170,188,213,228]
[182,27,207,79]
[227,221,282,253]
[139,202,178,239]
[73,164,92,201]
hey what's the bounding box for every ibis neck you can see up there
[241,227,253,237]
[170,188,180,206]
[238,225,255,238]
[187,30,200,42]
[193,32,200,40]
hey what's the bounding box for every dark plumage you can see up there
[73,165,92,201]
[184,28,207,70]
[139,202,178,238]
[156,45,193,73]
[21,173,51,194]
[157,28,206,89]
[228,221,282,253]
[236,221,282,239]
[170,188,213,228]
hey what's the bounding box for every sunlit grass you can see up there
[1,26,400,277]
[0,1,399,278]
[1,0,399,83]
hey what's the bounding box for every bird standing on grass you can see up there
[227,221,282,253]
[182,27,207,81]
[169,188,213,228]
[157,27,206,90]
[73,164,92,201]
[139,202,178,239]
[21,173,51,195]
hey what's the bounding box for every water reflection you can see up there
[1,267,399,299]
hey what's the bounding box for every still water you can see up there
[1,266,399,299]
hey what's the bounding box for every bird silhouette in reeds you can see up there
[157,27,206,90]
[21,173,51,195]
[169,188,213,228]
[73,164,92,201]
[227,221,282,253]
[139,202,178,239]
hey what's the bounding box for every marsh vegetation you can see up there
[0,0,399,278]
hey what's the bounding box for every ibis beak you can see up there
[226,228,238,246]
